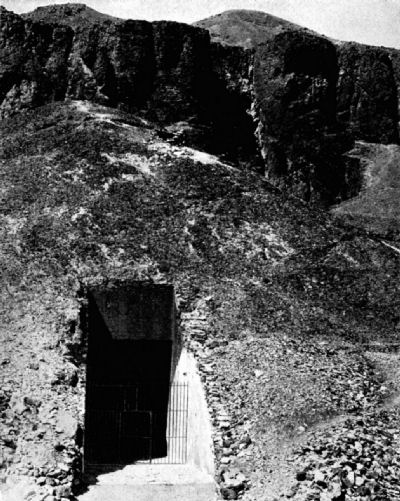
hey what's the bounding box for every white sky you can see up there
[2,0,400,49]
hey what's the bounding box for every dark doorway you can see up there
[84,283,178,467]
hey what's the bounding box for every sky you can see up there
[2,0,400,49]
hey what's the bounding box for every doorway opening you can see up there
[83,283,184,469]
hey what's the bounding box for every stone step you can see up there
[78,481,216,501]
[78,464,217,501]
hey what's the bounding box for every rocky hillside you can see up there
[1,4,400,209]
[332,141,400,236]
[1,98,400,501]
[1,8,400,499]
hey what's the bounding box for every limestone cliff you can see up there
[198,9,400,203]
[336,42,399,144]
[1,4,400,204]
[0,5,257,164]
[197,9,400,144]
[252,31,352,203]
[0,6,73,114]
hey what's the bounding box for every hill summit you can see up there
[21,3,120,27]
[194,9,314,48]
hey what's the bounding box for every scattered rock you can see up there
[221,486,238,500]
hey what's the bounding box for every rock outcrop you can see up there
[252,31,352,203]
[1,4,400,203]
[0,6,73,114]
[198,10,400,147]
[336,42,399,144]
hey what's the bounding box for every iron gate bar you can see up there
[141,382,189,464]
[85,381,189,467]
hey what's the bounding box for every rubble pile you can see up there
[292,408,400,500]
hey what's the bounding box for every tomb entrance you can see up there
[84,283,182,468]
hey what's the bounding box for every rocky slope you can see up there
[332,141,400,237]
[1,4,400,208]
[0,99,400,501]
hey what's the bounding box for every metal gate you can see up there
[84,382,189,467]
[145,382,189,464]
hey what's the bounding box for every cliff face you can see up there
[249,32,400,202]
[0,7,73,115]
[198,10,400,145]
[252,31,352,203]
[67,20,210,121]
[0,7,205,120]
[1,5,400,204]
[0,6,258,163]
[337,43,399,144]
[386,48,400,118]
[198,10,400,203]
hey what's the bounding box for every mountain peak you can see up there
[194,9,314,48]
[22,2,120,27]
